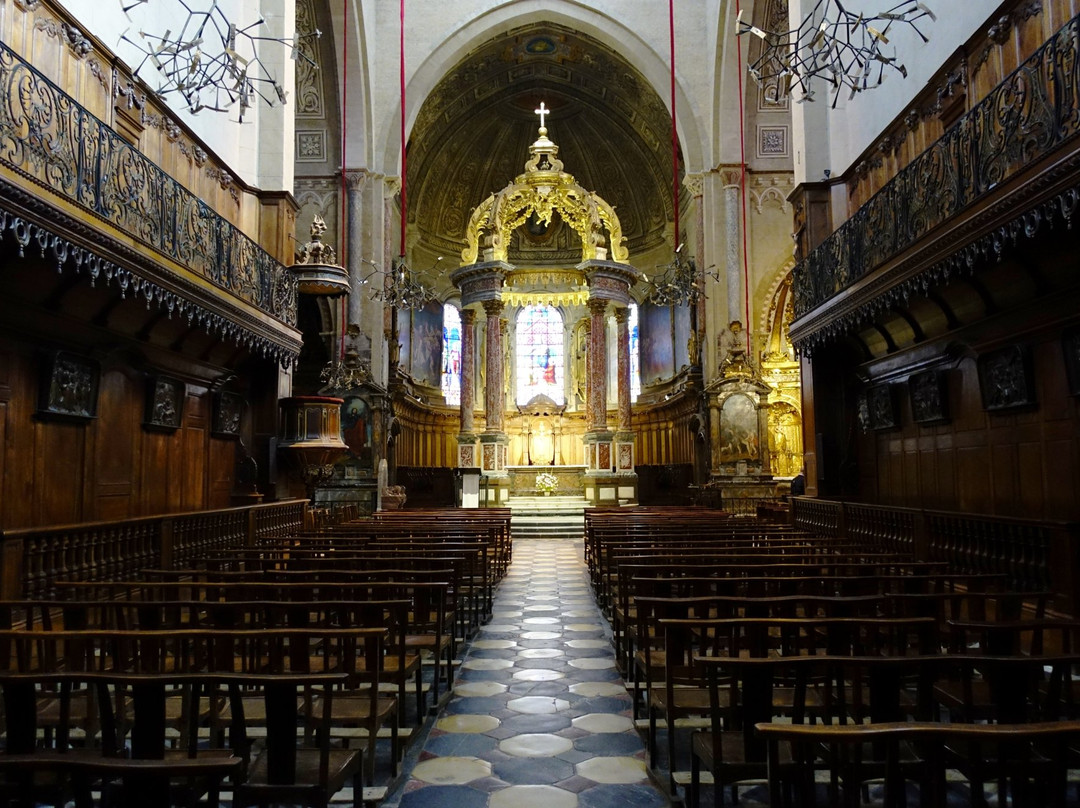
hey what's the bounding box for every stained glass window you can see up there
[629,303,640,402]
[516,305,564,405]
[441,304,462,406]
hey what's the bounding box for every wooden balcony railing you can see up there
[0,500,308,600]
[792,497,1080,615]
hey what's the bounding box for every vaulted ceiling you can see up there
[408,22,675,266]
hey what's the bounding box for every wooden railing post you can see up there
[0,534,24,599]
[1048,522,1080,616]
[913,509,930,563]
[246,507,258,547]
[836,501,847,540]
[160,517,175,570]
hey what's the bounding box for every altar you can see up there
[508,465,586,497]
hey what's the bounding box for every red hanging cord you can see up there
[735,0,752,353]
[668,0,679,249]
[399,0,407,257]
[339,0,349,362]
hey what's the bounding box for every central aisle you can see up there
[390,538,671,808]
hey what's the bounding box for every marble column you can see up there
[587,298,608,432]
[460,307,476,434]
[724,179,743,328]
[344,169,368,327]
[614,307,631,432]
[483,299,504,433]
[686,173,705,370]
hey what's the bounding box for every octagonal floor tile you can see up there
[499,733,575,757]
[412,756,492,785]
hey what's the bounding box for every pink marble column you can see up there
[615,307,631,432]
[460,307,476,433]
[483,299,504,433]
[587,298,608,431]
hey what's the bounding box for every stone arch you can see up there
[378,2,706,179]
[759,259,797,354]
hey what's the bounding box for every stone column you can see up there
[460,307,477,433]
[456,307,479,470]
[483,299,504,433]
[614,307,631,432]
[587,298,608,432]
[344,169,368,327]
[685,173,705,370]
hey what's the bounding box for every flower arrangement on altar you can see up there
[535,471,559,496]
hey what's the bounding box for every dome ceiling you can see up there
[409,22,675,267]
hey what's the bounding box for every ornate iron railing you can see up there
[793,14,1080,320]
[0,41,297,330]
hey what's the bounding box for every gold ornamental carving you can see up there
[461,105,629,266]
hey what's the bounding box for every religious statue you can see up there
[718,320,752,378]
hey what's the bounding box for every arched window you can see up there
[629,303,641,402]
[516,305,564,406]
[441,304,462,405]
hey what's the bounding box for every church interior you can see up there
[2,0,1080,805]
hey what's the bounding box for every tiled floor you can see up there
[385,537,671,808]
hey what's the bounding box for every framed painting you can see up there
[867,384,899,430]
[908,370,949,425]
[719,393,760,462]
[978,345,1035,411]
[144,375,185,432]
[38,351,99,421]
[213,391,245,438]
[855,391,871,433]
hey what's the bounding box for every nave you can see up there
[382,537,670,808]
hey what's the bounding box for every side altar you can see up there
[508,465,586,497]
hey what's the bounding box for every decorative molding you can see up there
[112,68,144,111]
[344,169,370,192]
[86,57,108,90]
[205,167,240,203]
[294,0,325,118]
[296,130,326,162]
[36,18,93,59]
[757,125,789,159]
[0,42,298,360]
[0,193,299,365]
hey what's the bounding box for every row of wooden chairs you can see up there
[689,652,1080,808]
[0,627,391,808]
[583,509,1063,806]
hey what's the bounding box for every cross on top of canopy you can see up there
[460,104,630,267]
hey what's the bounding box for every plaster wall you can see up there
[63,0,294,190]
[355,0,718,178]
[787,0,993,180]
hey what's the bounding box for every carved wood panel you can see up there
[0,332,257,531]
[858,333,1080,521]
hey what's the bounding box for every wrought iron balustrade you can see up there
[0,42,297,331]
[793,14,1080,327]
